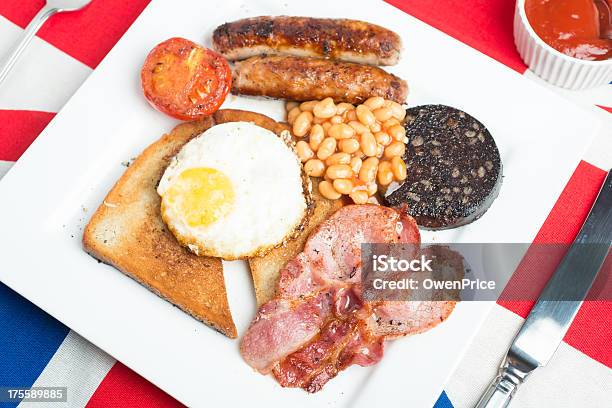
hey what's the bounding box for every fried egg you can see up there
[158,121,310,260]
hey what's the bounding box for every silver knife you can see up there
[475,169,612,408]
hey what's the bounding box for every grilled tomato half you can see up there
[141,37,231,120]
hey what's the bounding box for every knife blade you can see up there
[475,169,612,408]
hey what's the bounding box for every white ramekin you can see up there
[514,0,612,90]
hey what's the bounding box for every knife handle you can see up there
[475,360,528,408]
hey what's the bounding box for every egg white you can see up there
[158,121,309,259]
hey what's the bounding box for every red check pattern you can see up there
[0,1,609,407]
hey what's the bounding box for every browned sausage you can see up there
[231,55,408,104]
[213,16,402,66]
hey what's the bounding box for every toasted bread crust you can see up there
[84,110,306,338]
[213,109,289,133]
[83,116,239,337]
[248,179,344,306]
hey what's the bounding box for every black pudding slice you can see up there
[384,104,502,230]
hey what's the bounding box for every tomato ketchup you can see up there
[525,0,611,61]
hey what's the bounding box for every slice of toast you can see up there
[248,179,344,306]
[83,109,293,338]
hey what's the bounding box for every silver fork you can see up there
[0,0,92,86]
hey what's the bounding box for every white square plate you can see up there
[0,0,606,406]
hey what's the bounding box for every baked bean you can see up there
[350,156,363,174]
[336,103,354,115]
[319,180,341,200]
[359,157,379,182]
[287,106,301,125]
[317,137,337,160]
[347,110,358,121]
[348,121,369,135]
[349,190,369,204]
[377,161,393,185]
[352,182,367,191]
[309,124,324,150]
[328,123,355,140]
[364,96,385,110]
[330,115,343,124]
[296,141,314,162]
[384,141,405,159]
[304,159,325,177]
[387,101,406,120]
[321,121,332,135]
[325,152,351,166]
[356,105,375,126]
[300,100,317,111]
[383,118,401,130]
[375,131,391,146]
[313,97,336,119]
[387,124,406,141]
[391,156,407,181]
[286,97,407,202]
[333,179,353,195]
[326,164,353,180]
[373,107,393,122]
[338,138,360,154]
[360,132,377,157]
[286,101,299,111]
[293,111,313,137]
[366,181,378,196]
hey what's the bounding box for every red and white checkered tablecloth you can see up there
[0,1,610,407]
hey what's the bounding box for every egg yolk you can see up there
[163,167,234,227]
